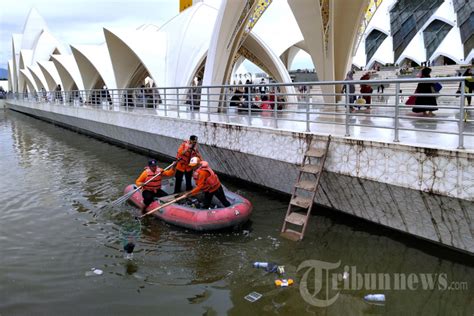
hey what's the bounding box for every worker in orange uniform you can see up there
[136,159,175,213]
[174,135,202,193]
[184,157,230,209]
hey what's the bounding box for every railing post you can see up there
[394,82,400,142]
[458,80,465,149]
[305,96,310,132]
[274,92,278,129]
[247,88,251,126]
[344,83,350,137]
[224,87,230,124]
[176,88,180,118]
[125,90,129,112]
[207,87,211,122]
[164,88,167,116]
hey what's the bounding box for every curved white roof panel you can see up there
[50,54,84,91]
[32,30,66,64]
[37,61,62,91]
[71,44,116,89]
[19,68,38,92]
[8,60,14,91]
[21,8,47,50]
[28,64,48,91]
[12,34,23,92]
[105,2,219,88]
[104,28,167,88]
[19,49,34,70]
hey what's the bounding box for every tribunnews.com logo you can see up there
[297,259,469,307]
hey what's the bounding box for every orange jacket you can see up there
[176,140,202,172]
[135,167,175,192]
[190,161,221,195]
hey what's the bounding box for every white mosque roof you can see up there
[37,60,62,91]
[50,54,84,91]
[70,44,116,89]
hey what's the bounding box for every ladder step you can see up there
[300,164,322,174]
[290,196,313,209]
[306,148,326,158]
[285,212,308,226]
[295,180,318,192]
[281,229,303,241]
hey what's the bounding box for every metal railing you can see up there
[7,77,474,150]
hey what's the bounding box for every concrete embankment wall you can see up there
[0,100,5,108]
[6,100,474,255]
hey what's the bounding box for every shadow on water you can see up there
[1,109,473,315]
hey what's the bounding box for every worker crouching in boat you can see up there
[185,157,230,209]
[136,159,176,213]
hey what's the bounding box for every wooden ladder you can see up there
[280,136,331,241]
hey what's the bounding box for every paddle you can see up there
[138,190,192,219]
[100,160,177,210]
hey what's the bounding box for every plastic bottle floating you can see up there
[275,279,294,287]
[364,294,385,304]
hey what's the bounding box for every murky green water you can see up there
[0,109,473,315]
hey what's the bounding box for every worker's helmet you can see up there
[188,157,200,167]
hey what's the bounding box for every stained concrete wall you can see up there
[5,99,474,255]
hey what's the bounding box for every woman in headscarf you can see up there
[359,72,373,108]
[458,68,473,106]
[412,67,439,116]
[341,70,356,105]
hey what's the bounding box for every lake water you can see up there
[0,109,473,315]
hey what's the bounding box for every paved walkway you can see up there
[115,97,473,151]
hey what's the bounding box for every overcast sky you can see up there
[0,0,312,72]
[0,0,179,70]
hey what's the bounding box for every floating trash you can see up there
[244,291,262,302]
[123,242,135,260]
[119,219,141,259]
[364,294,386,303]
[277,266,285,274]
[275,279,294,287]
[252,262,283,274]
[85,268,103,277]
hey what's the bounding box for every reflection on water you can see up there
[0,109,473,315]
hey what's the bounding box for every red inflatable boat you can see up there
[123,181,252,231]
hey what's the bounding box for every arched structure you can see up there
[50,54,84,91]
[19,69,37,93]
[105,1,219,89]
[19,50,34,75]
[11,34,23,93]
[31,30,65,64]
[288,0,367,84]
[71,44,116,90]
[203,0,300,108]
[27,64,48,91]
[242,33,293,85]
[7,60,14,91]
[37,61,62,91]
[279,41,310,70]
[20,8,48,50]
